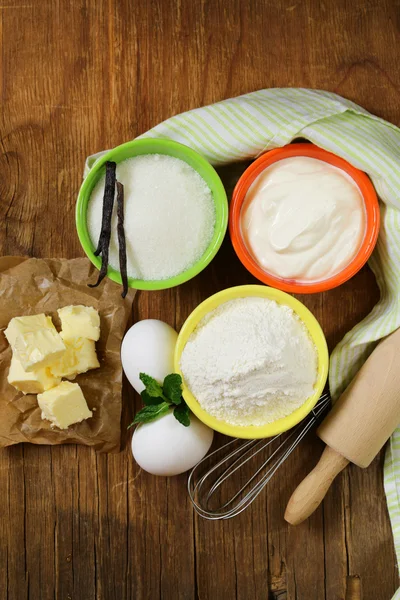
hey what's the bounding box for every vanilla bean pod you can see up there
[88,161,116,289]
[116,181,128,298]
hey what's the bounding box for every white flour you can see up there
[180,297,318,427]
[87,154,215,281]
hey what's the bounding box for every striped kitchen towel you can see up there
[86,88,400,596]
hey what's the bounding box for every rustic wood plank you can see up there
[72,447,98,599]
[0,447,28,600]
[22,446,56,600]
[0,0,399,599]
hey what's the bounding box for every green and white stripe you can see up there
[86,89,400,594]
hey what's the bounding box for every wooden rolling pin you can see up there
[285,326,400,526]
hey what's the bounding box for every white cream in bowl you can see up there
[241,156,366,282]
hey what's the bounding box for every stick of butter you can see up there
[5,314,66,372]
[50,337,100,379]
[5,314,54,346]
[8,355,61,394]
[58,305,100,341]
[13,327,66,372]
[38,381,93,429]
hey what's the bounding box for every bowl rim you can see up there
[76,138,228,291]
[174,284,329,439]
[229,143,380,294]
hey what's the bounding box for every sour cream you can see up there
[241,157,366,282]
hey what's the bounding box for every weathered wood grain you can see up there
[0,0,399,598]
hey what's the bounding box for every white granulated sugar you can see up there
[180,297,318,427]
[87,154,216,280]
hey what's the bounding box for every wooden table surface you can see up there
[1,1,399,599]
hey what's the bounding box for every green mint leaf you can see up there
[139,372,164,398]
[141,389,164,406]
[163,373,183,405]
[130,402,170,426]
[173,402,190,427]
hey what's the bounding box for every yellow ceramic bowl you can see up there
[174,285,329,439]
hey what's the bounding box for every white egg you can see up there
[131,411,214,476]
[121,319,178,393]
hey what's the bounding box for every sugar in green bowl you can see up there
[76,138,228,291]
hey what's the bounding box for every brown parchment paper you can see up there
[0,257,135,452]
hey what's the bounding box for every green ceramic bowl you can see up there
[76,138,228,291]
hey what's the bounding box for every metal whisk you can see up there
[188,392,331,520]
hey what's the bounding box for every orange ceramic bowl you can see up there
[229,144,380,294]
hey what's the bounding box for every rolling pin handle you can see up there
[284,446,349,525]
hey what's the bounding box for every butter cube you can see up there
[50,337,100,379]
[5,314,54,347]
[8,355,61,394]
[58,305,100,341]
[13,327,66,372]
[38,381,93,429]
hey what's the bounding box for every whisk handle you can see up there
[284,446,349,525]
